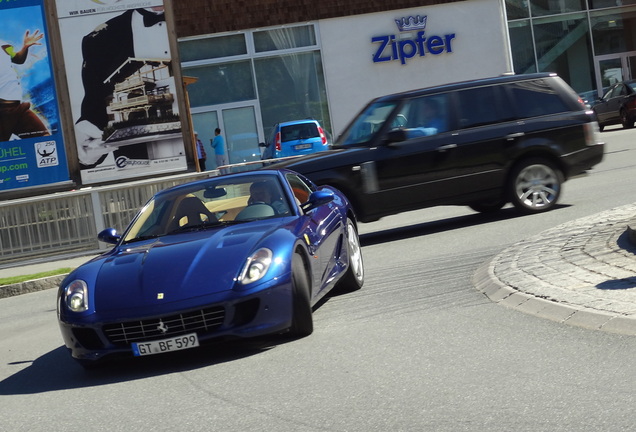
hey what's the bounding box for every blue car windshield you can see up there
[338,101,398,146]
[123,175,292,242]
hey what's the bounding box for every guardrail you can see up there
[0,156,300,266]
[0,171,215,265]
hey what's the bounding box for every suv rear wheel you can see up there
[621,109,634,129]
[509,158,563,213]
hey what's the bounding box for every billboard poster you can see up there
[0,0,70,193]
[56,0,187,184]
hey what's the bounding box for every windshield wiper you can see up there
[167,220,243,235]
[123,234,159,244]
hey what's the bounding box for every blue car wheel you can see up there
[336,218,364,292]
[289,251,313,337]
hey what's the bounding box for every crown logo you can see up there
[395,15,427,32]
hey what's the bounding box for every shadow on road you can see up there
[0,336,292,395]
[359,205,570,247]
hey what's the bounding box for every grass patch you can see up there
[0,268,72,286]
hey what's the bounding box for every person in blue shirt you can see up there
[211,127,228,173]
[419,98,446,135]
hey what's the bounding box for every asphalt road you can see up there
[1,126,636,431]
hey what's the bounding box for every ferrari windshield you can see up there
[123,175,292,243]
[338,101,398,146]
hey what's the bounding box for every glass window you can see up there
[590,8,636,55]
[254,25,317,52]
[506,0,530,19]
[338,101,398,145]
[254,51,331,139]
[179,34,247,62]
[397,94,450,138]
[123,174,293,241]
[182,61,255,107]
[285,173,314,204]
[532,14,595,93]
[530,0,585,17]
[590,0,636,9]
[456,86,515,129]
[509,20,537,74]
[505,79,570,117]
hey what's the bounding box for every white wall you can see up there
[319,0,512,137]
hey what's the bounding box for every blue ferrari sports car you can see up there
[57,169,364,368]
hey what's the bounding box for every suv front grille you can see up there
[103,306,225,345]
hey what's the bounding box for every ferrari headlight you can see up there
[64,280,89,312]
[238,248,273,285]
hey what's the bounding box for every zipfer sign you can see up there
[372,15,456,65]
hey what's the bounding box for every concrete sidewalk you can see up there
[474,203,636,335]
[0,253,99,299]
[3,204,636,336]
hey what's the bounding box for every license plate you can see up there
[132,333,200,357]
[294,143,312,150]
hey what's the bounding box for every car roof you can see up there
[278,119,320,127]
[371,72,559,103]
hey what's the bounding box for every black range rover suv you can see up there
[269,73,605,223]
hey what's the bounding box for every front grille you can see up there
[103,306,225,346]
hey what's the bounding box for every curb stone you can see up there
[0,274,68,300]
[473,207,636,336]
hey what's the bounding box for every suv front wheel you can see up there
[509,158,563,214]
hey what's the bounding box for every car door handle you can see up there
[437,144,457,152]
[505,132,525,140]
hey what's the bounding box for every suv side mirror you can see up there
[384,129,408,144]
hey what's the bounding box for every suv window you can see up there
[341,101,398,145]
[456,85,515,129]
[397,94,450,138]
[505,79,570,118]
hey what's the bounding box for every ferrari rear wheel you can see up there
[289,252,313,337]
[336,218,364,292]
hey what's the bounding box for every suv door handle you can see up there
[505,132,525,140]
[437,144,457,152]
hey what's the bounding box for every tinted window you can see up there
[397,94,450,138]
[456,85,515,129]
[339,101,398,145]
[506,79,571,118]
[281,123,319,142]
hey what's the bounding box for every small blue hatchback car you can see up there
[261,119,330,160]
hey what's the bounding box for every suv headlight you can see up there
[64,280,89,312]
[238,248,273,285]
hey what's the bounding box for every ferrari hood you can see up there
[93,219,292,313]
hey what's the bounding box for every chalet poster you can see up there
[56,0,187,184]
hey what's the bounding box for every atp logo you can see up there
[35,141,59,167]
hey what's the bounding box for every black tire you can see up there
[621,109,634,129]
[468,199,506,213]
[508,158,563,214]
[335,218,364,292]
[289,252,313,337]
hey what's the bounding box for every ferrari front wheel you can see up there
[289,252,313,337]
